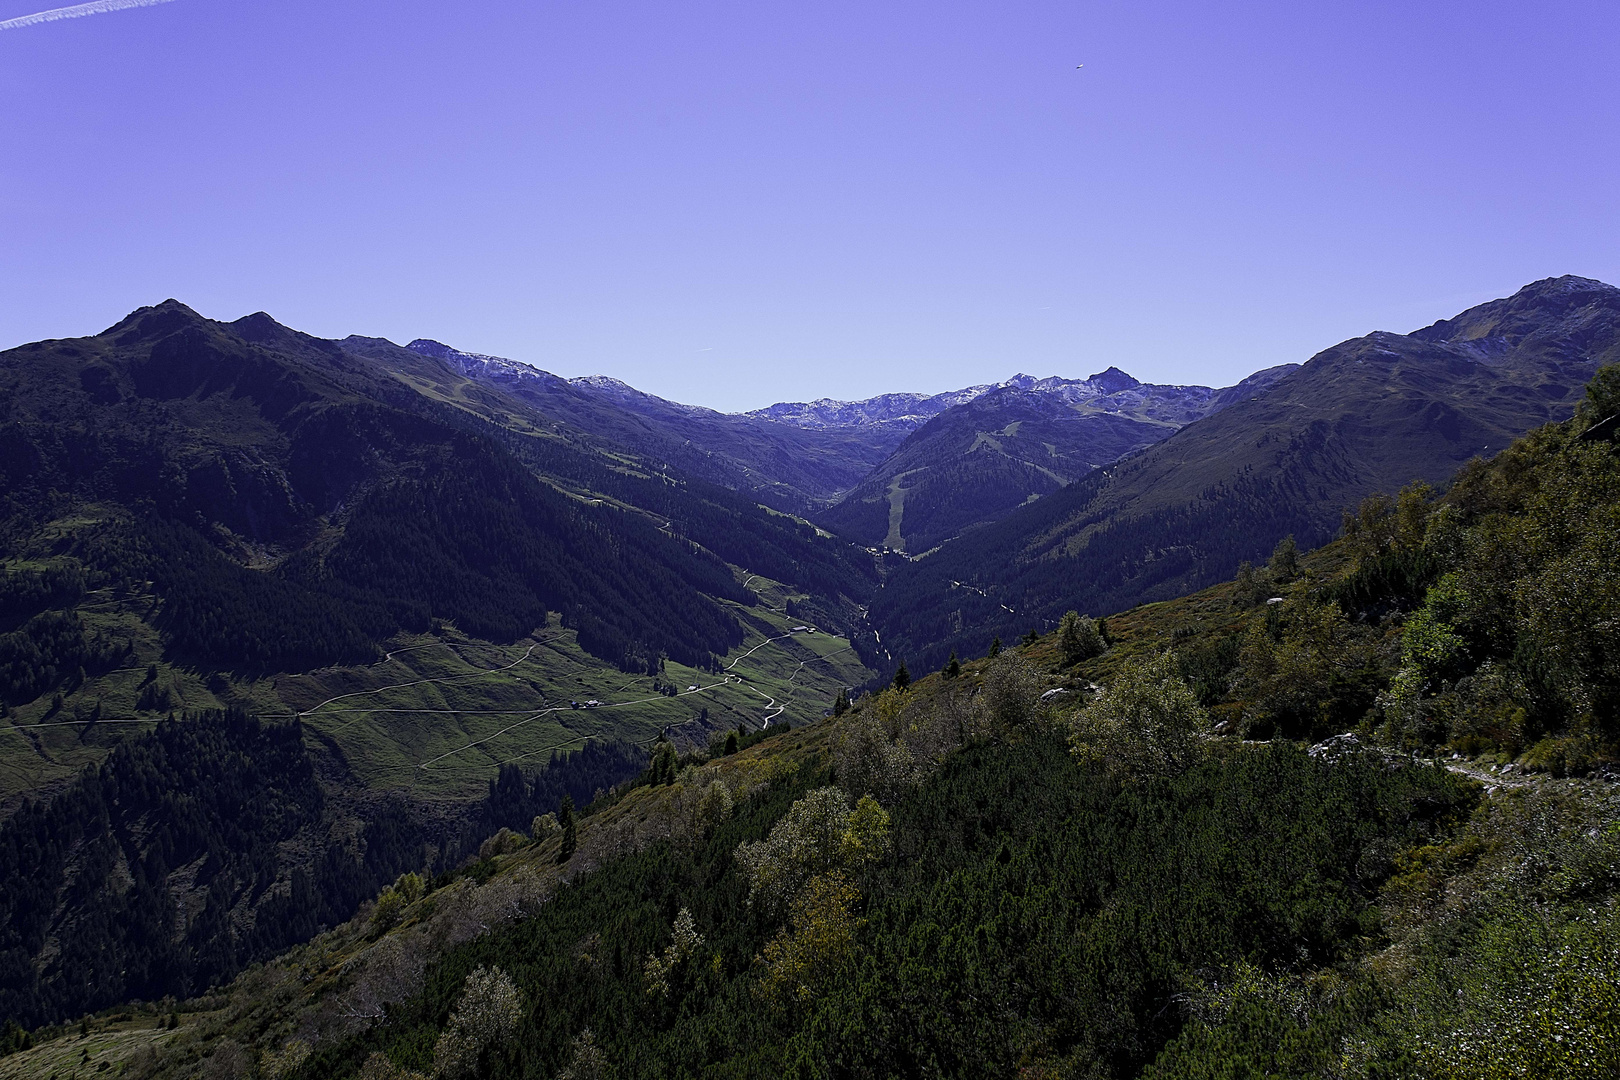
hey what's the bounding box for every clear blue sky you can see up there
[2,0,1616,411]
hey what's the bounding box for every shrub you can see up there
[431,966,523,1079]
[1058,611,1105,666]
[643,908,704,999]
[1069,651,1211,780]
[734,788,890,912]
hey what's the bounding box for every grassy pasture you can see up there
[1,570,873,805]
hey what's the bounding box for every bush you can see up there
[1058,610,1105,666]
[982,652,1044,729]
[431,966,523,1079]
[1069,651,1211,780]
[734,788,889,912]
[369,889,405,937]
[834,701,921,804]
[642,908,704,999]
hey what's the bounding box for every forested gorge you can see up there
[0,711,646,1030]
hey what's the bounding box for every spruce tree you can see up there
[558,795,577,862]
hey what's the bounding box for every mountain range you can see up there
[401,343,1307,554]
[814,365,1298,552]
[2,275,1618,1031]
[6,276,1614,684]
[868,274,1620,671]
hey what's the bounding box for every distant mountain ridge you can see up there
[816,363,1299,552]
[403,338,901,513]
[742,383,999,433]
[740,364,1265,436]
[400,339,1303,526]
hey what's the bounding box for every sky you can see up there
[1,1,1616,412]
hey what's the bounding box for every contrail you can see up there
[0,0,181,32]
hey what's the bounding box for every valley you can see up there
[0,279,1617,1077]
[1,568,866,809]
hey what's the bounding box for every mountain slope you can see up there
[0,302,755,675]
[401,340,900,513]
[869,276,1620,671]
[818,365,1297,552]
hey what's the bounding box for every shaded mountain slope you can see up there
[339,337,880,616]
[869,276,1620,672]
[0,302,756,674]
[819,365,1297,552]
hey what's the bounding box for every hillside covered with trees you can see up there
[0,710,648,1030]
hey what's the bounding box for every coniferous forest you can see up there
[0,711,647,1030]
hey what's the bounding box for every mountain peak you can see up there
[230,310,299,345]
[571,374,639,395]
[406,338,562,385]
[99,299,207,342]
[405,338,458,360]
[1516,274,1617,299]
[1413,274,1620,346]
[1087,366,1141,393]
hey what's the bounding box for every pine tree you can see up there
[893,662,911,692]
[988,636,1002,658]
[942,651,961,678]
[558,795,577,862]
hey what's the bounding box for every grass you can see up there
[1,570,874,805]
[0,1014,184,1079]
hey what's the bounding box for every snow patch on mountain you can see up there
[742,366,1258,432]
[406,339,569,392]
